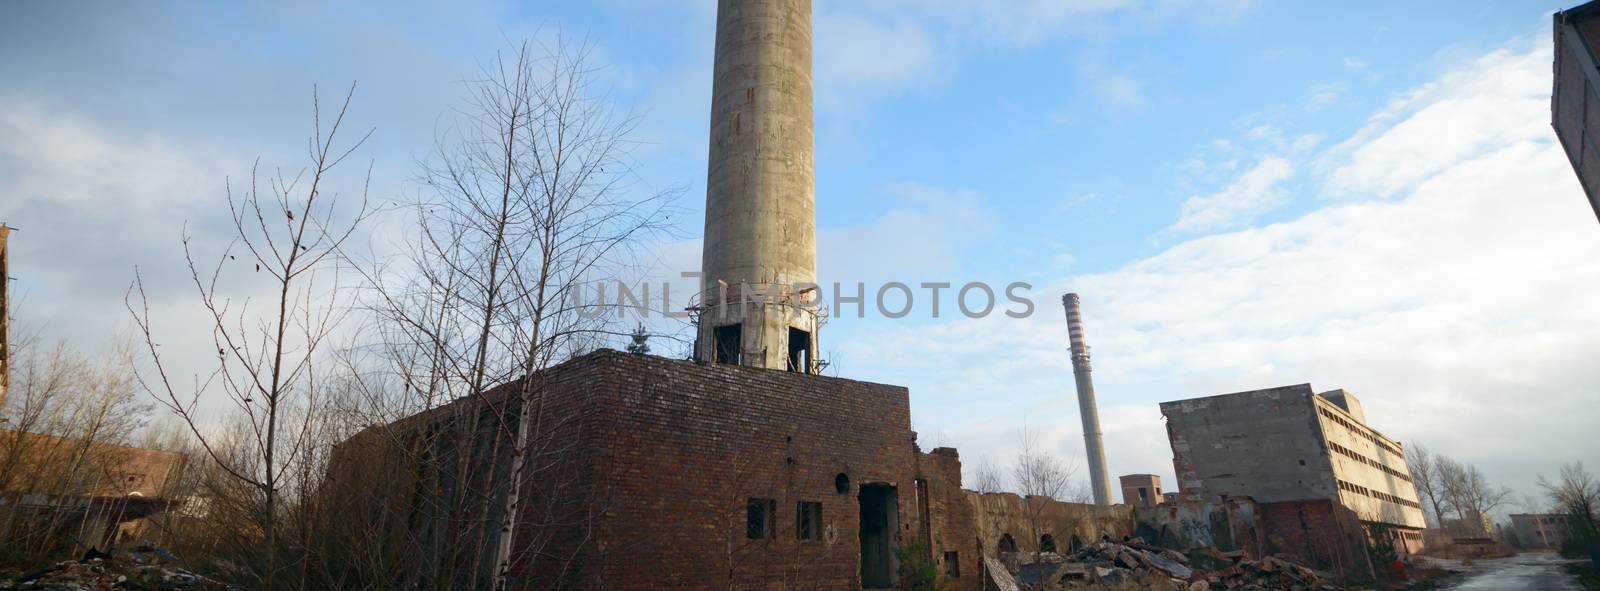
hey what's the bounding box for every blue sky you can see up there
[4,0,1598,511]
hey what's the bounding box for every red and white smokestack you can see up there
[1063,293,1113,507]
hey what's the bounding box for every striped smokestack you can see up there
[1063,292,1113,507]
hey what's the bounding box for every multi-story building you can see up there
[1161,384,1426,563]
[1118,474,1162,508]
[1510,513,1575,549]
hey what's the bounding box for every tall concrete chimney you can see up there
[695,0,820,373]
[1063,293,1113,506]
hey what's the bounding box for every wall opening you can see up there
[796,501,822,540]
[859,484,898,588]
[943,551,960,578]
[1070,535,1083,553]
[714,323,742,365]
[1040,534,1057,553]
[746,497,774,539]
[787,327,811,373]
[835,473,850,494]
[998,533,1017,554]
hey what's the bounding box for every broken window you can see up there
[1040,534,1056,552]
[715,324,742,365]
[787,327,811,373]
[835,473,850,494]
[747,497,775,539]
[1137,487,1148,503]
[944,551,960,578]
[796,500,822,540]
[998,533,1017,553]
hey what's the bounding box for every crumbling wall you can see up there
[329,350,936,590]
[1133,498,1263,557]
[1159,385,1339,504]
[1258,499,1374,580]
[965,491,1135,558]
[916,448,979,591]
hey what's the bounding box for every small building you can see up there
[1510,513,1575,549]
[328,350,982,590]
[1118,474,1161,508]
[1161,492,1179,505]
[1160,384,1426,575]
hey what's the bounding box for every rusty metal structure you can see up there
[1062,292,1113,507]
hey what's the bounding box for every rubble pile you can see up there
[1010,538,1343,590]
[0,546,231,591]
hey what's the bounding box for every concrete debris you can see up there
[1018,538,1344,590]
[985,555,1022,591]
[0,546,231,590]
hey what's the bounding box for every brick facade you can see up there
[330,350,977,590]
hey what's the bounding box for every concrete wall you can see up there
[1161,384,1339,504]
[1134,499,1263,556]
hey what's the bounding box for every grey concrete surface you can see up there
[1440,553,1585,590]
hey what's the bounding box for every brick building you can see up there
[1161,385,1426,575]
[330,350,986,590]
[1118,474,1161,508]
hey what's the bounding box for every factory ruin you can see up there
[327,0,1432,588]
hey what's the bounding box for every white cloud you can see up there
[1321,44,1550,198]
[814,12,938,107]
[1172,156,1295,231]
[1307,82,1344,111]
[1095,74,1149,110]
[843,37,1600,504]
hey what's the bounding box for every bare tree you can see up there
[1433,455,1511,536]
[0,336,151,562]
[1009,424,1083,587]
[127,84,372,591]
[969,455,1006,494]
[1539,462,1600,544]
[1405,441,1446,528]
[324,37,673,590]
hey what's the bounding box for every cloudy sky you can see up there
[3,1,1597,511]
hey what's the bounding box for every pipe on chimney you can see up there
[1063,293,1114,507]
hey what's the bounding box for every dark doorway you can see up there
[998,533,1017,553]
[714,323,742,365]
[859,484,898,588]
[787,327,811,373]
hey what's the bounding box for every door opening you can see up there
[859,484,898,588]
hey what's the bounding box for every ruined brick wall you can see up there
[327,350,968,590]
[1259,499,1373,580]
[917,448,979,591]
[966,491,1136,558]
[583,351,921,590]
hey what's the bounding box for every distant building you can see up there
[1119,474,1161,507]
[1510,513,1575,549]
[1161,492,1179,505]
[1161,384,1426,561]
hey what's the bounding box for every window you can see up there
[1040,534,1056,553]
[944,551,960,578]
[787,327,811,373]
[1137,487,1148,503]
[796,501,822,540]
[747,498,775,539]
[998,534,1017,553]
[715,324,742,365]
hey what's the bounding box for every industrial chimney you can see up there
[1063,293,1113,507]
[695,0,821,374]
